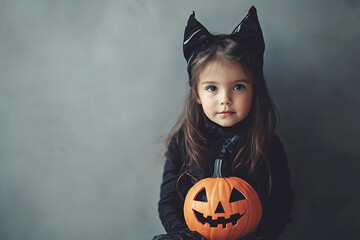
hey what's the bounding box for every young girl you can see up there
[153,6,293,240]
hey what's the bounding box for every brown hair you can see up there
[167,36,279,199]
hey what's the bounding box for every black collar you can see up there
[199,111,249,160]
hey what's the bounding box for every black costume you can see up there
[155,113,293,240]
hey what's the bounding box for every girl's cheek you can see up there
[240,96,252,111]
[210,99,218,110]
[203,98,216,112]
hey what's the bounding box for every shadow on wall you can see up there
[280,92,360,239]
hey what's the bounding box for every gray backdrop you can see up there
[0,0,359,239]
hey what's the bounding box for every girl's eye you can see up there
[205,86,217,92]
[233,84,245,91]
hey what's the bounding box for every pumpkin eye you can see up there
[194,188,207,202]
[229,188,246,202]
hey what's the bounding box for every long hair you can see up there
[167,36,279,199]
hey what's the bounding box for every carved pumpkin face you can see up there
[184,163,262,240]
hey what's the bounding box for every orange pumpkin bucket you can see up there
[184,159,263,240]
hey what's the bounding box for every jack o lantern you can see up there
[184,159,262,240]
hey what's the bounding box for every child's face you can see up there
[196,60,253,127]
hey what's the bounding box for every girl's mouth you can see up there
[219,111,235,117]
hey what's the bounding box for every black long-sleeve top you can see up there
[157,118,294,238]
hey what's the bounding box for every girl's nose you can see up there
[221,92,232,105]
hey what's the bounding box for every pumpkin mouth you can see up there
[193,209,246,228]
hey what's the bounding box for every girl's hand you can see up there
[152,229,205,240]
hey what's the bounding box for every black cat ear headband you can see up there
[183,6,265,86]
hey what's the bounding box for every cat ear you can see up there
[231,6,265,55]
[183,12,213,64]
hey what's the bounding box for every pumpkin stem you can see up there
[212,159,223,178]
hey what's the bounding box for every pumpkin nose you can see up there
[215,202,225,213]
